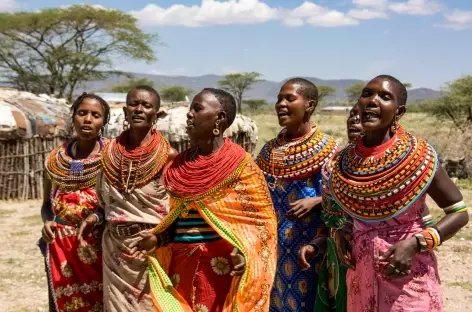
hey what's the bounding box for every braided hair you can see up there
[70,92,111,136]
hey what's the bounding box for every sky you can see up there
[3,0,472,89]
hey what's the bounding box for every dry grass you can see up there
[251,111,460,155]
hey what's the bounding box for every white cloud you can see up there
[132,0,358,28]
[348,8,388,20]
[436,9,472,30]
[0,0,16,12]
[131,0,278,27]
[388,0,442,16]
[353,0,388,9]
[284,2,359,27]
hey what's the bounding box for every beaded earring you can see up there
[213,121,220,136]
[123,119,129,131]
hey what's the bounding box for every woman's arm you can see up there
[427,167,469,242]
[41,173,53,223]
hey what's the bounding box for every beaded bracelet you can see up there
[443,200,468,214]
[414,227,441,252]
[93,212,104,225]
[422,214,435,227]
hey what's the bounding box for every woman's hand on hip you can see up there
[298,244,317,271]
[381,236,419,278]
[287,197,322,220]
[230,248,245,276]
[78,214,98,247]
[41,221,57,243]
[334,227,356,269]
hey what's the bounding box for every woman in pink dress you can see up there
[326,75,468,312]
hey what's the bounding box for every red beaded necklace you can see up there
[102,129,170,193]
[163,138,246,199]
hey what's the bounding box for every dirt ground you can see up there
[1,197,472,312]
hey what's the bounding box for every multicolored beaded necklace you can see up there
[327,126,438,223]
[256,122,338,190]
[102,129,170,194]
[45,138,106,191]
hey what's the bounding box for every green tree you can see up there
[243,99,269,114]
[344,83,365,103]
[318,85,337,103]
[430,75,472,133]
[0,5,158,101]
[160,85,193,102]
[111,78,155,93]
[218,72,263,113]
[404,82,413,89]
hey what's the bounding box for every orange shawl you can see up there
[148,153,277,312]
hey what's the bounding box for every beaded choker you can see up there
[327,126,438,223]
[45,138,106,191]
[102,129,170,194]
[163,138,247,200]
[256,123,338,187]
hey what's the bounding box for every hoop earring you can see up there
[213,120,221,136]
[123,119,129,131]
[98,129,103,137]
[391,121,398,134]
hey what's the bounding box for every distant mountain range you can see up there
[78,73,442,103]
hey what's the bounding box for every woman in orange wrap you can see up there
[136,88,278,312]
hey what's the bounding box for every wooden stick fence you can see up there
[0,136,66,201]
[0,132,256,201]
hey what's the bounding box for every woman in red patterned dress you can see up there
[39,93,110,312]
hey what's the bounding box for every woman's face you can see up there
[275,82,313,128]
[73,97,105,140]
[358,78,401,133]
[124,89,159,131]
[347,104,363,143]
[186,90,224,143]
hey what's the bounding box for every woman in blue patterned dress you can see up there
[256,78,338,312]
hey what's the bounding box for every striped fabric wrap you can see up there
[171,209,220,243]
[148,152,278,312]
[327,126,439,223]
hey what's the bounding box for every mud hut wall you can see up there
[0,136,65,201]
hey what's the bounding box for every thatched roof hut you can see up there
[0,88,70,139]
[0,88,70,201]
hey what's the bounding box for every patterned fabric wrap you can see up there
[315,156,349,312]
[256,123,338,182]
[167,240,235,312]
[267,173,325,312]
[346,198,442,312]
[148,154,278,312]
[96,170,170,312]
[45,186,104,312]
[328,126,438,222]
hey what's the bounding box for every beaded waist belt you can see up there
[108,223,155,237]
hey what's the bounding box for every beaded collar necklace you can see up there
[102,129,170,194]
[256,123,338,190]
[327,126,438,222]
[45,138,106,191]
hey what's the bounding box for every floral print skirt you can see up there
[44,223,103,312]
[168,239,235,312]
